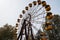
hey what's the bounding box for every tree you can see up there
[43,15,60,40]
[35,30,42,40]
[0,24,16,40]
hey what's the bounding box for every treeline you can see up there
[35,15,60,40]
[0,15,60,40]
[0,24,16,40]
[25,15,60,40]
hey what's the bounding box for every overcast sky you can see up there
[0,0,60,27]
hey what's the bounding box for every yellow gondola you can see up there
[20,14,22,18]
[40,32,46,36]
[46,12,53,19]
[45,25,53,31]
[45,5,51,11]
[41,37,47,40]
[47,25,53,30]
[16,23,18,27]
[22,10,25,14]
[33,1,37,5]
[37,0,41,5]
[17,19,20,22]
[42,1,46,7]
[25,6,29,10]
[29,3,32,7]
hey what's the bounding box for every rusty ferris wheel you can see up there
[14,0,58,40]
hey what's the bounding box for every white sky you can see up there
[0,0,60,27]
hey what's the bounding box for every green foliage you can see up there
[35,15,60,40]
[0,24,15,40]
[45,15,60,40]
[35,30,42,40]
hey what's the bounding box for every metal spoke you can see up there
[32,11,45,18]
[31,7,43,16]
[28,5,42,16]
[29,5,39,15]
[32,20,45,24]
[32,25,39,31]
[31,16,45,21]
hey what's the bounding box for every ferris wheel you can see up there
[15,0,53,40]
